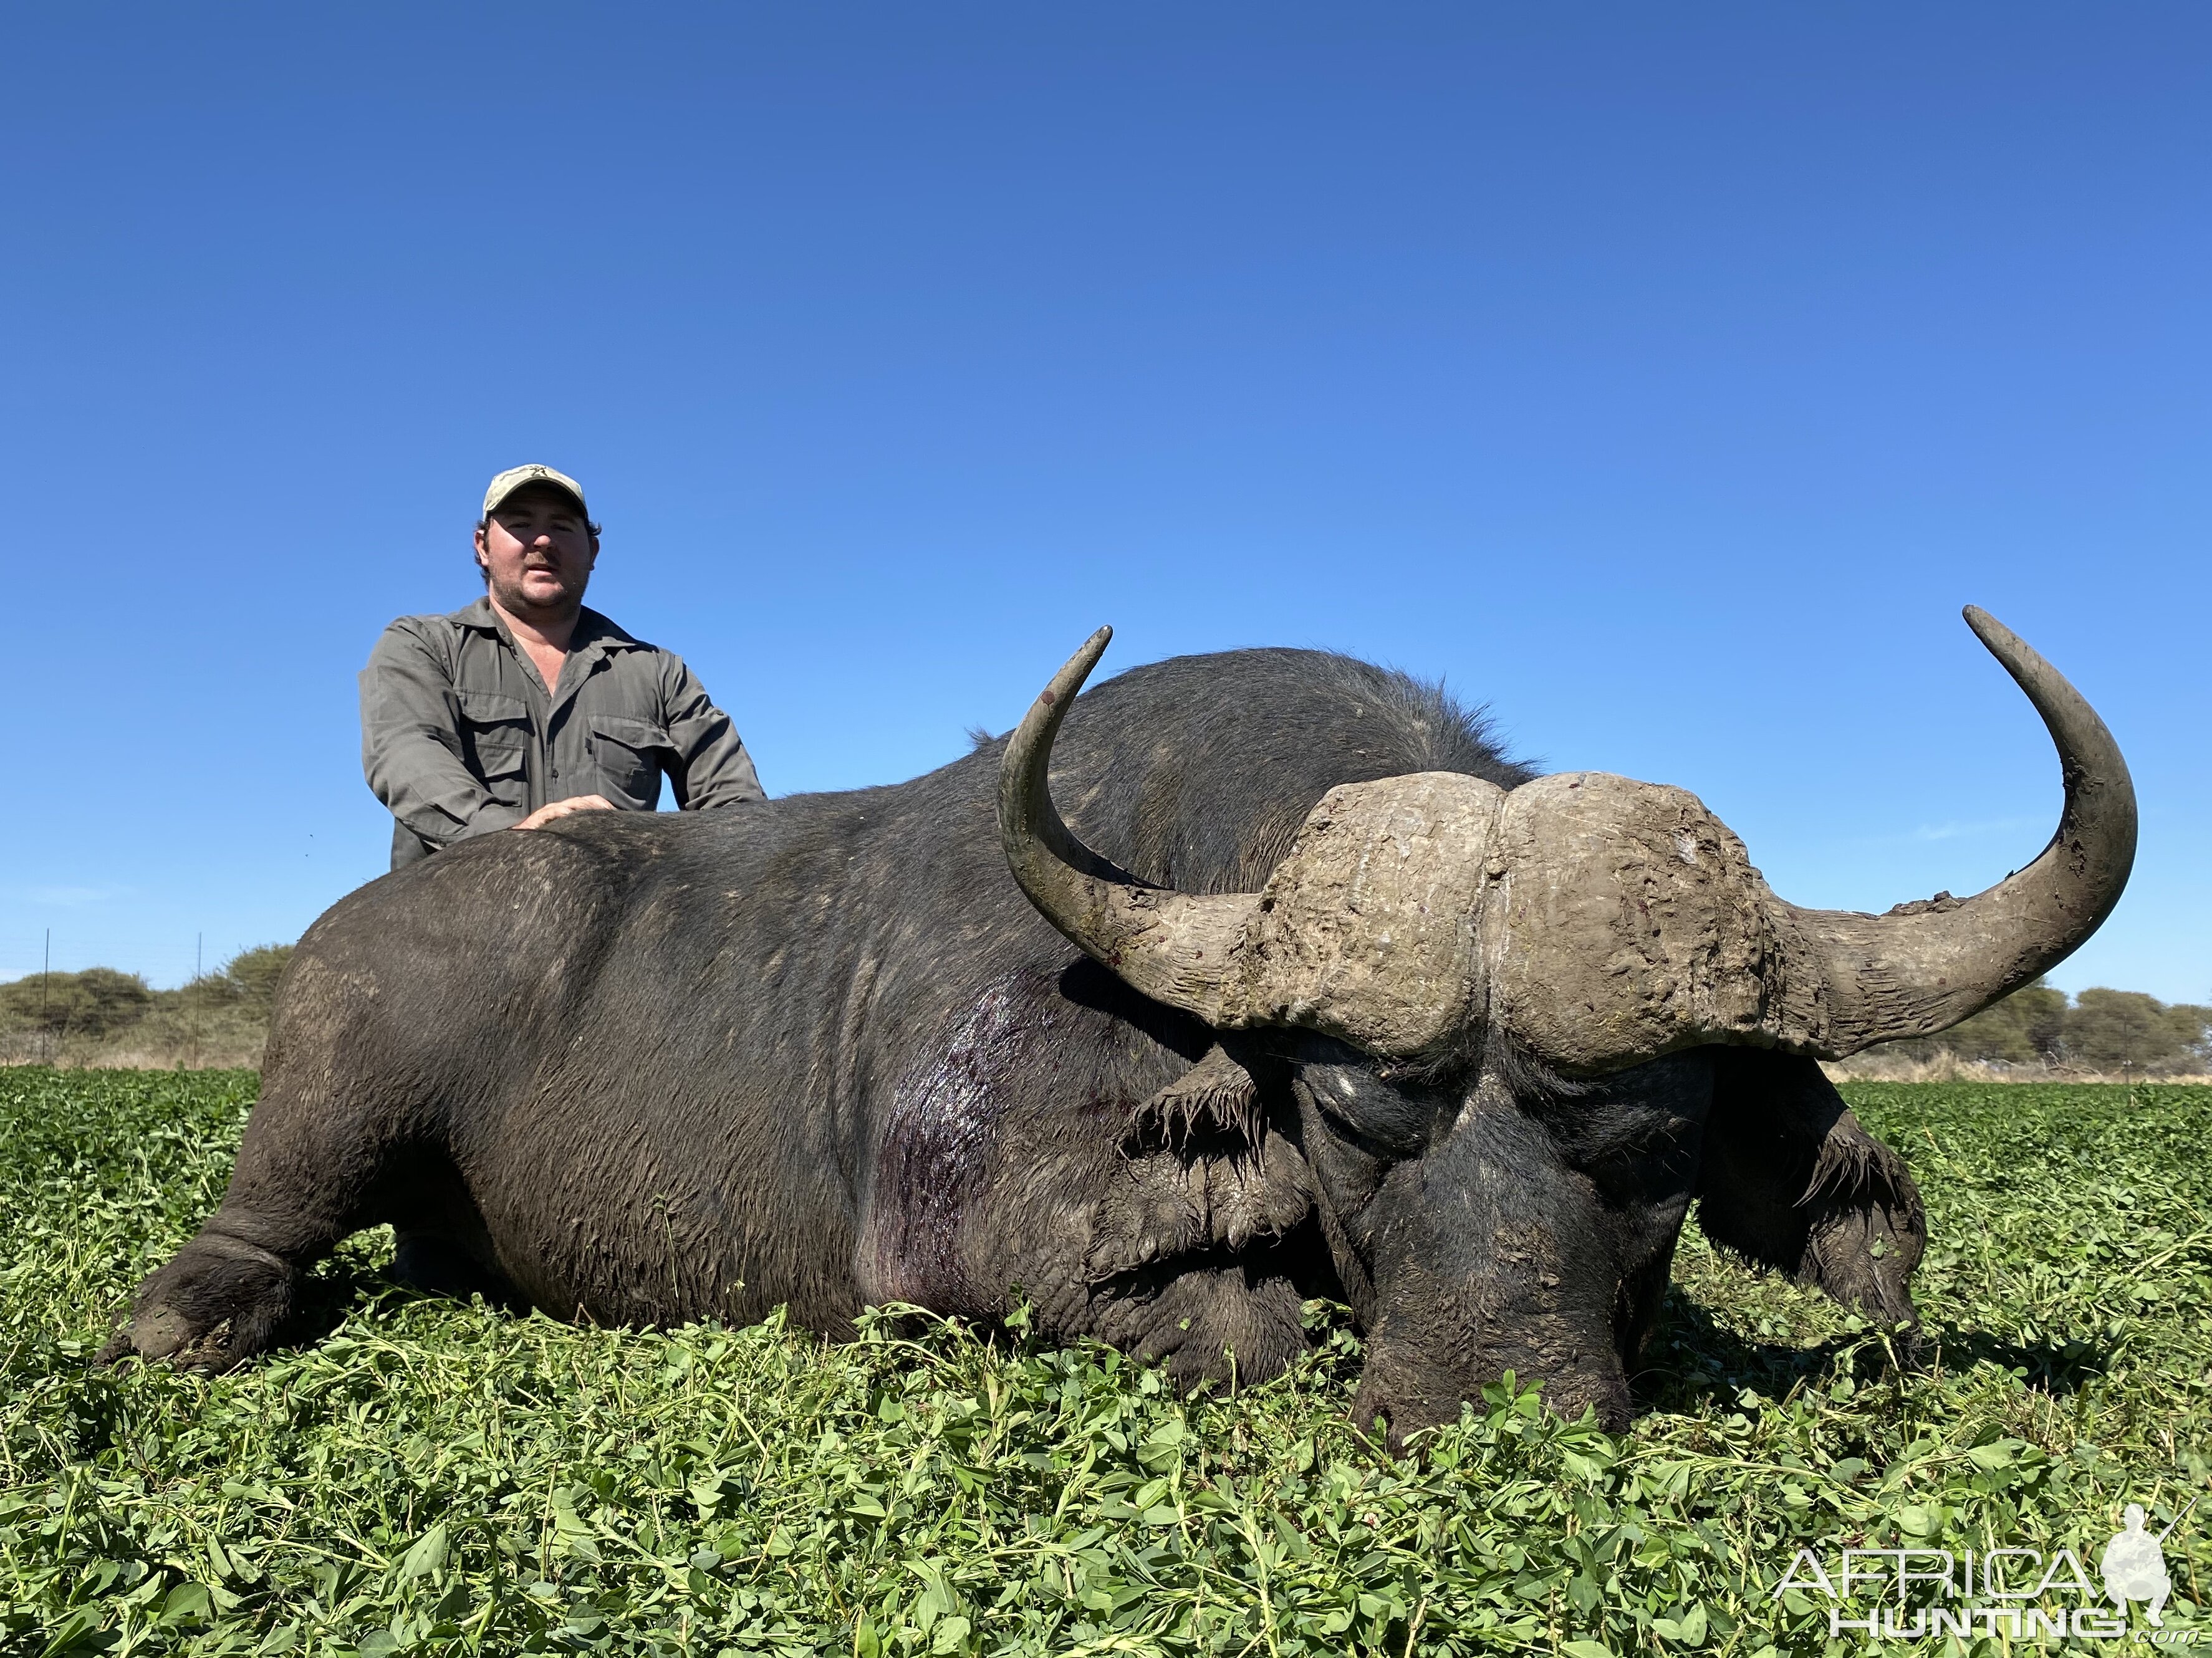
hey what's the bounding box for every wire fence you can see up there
[0,929,284,994]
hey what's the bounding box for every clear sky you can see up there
[3,5,2206,1002]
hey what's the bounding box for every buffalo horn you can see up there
[998,627,1256,1021]
[1772,606,2137,1055]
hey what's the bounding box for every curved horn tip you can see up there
[1039,626,1113,707]
[1776,601,2136,1053]
[1961,603,2011,649]
[1960,606,2067,700]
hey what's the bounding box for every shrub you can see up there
[1858,979,2211,1076]
[2065,988,2212,1073]
[1921,979,2069,1065]
[0,966,153,1038]
[0,946,294,1066]
[221,944,294,1015]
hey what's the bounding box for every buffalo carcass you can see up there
[110,608,2132,1438]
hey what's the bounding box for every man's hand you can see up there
[512,795,617,831]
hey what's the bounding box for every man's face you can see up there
[476,484,597,618]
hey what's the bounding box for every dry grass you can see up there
[0,1011,269,1071]
[1822,1050,2212,1085]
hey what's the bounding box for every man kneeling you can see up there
[360,463,762,868]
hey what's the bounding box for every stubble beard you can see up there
[490,566,587,628]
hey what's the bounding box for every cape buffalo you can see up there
[109,608,2133,1439]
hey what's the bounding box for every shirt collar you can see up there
[450,595,504,633]
[568,607,643,654]
[448,596,643,653]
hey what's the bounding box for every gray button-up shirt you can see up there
[361,597,764,869]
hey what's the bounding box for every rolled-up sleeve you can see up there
[360,621,525,847]
[660,654,765,810]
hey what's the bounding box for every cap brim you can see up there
[484,477,589,519]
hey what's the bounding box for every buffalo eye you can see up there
[1298,1063,1441,1157]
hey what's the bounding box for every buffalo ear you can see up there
[1122,1043,1272,1154]
[1693,1051,1925,1324]
[1085,1046,1313,1282]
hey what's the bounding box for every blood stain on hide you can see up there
[862,974,1056,1310]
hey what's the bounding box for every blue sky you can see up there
[4,5,2206,1002]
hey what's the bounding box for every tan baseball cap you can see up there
[481,462,590,520]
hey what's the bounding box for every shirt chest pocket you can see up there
[589,714,671,810]
[457,689,532,801]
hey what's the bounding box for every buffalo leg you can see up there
[390,1232,518,1304]
[103,1070,426,1371]
[1694,1050,1925,1323]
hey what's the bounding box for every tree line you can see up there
[1,951,2205,1075]
[1867,979,2210,1075]
[0,946,293,1065]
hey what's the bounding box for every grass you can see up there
[0,1013,268,1073]
[2,1069,2208,1656]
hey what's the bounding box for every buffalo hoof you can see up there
[99,1232,301,1373]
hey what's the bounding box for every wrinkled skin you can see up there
[1297,1043,1920,1436]
[108,648,1925,1441]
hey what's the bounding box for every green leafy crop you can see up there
[2,1071,2207,1654]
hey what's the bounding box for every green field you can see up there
[3,1070,2207,1656]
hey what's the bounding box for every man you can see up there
[361,463,763,869]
